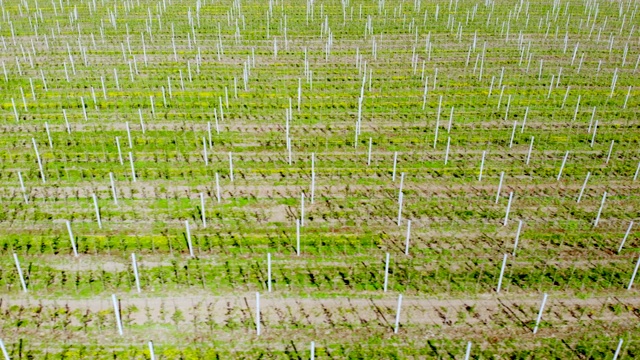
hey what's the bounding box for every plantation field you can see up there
[0,0,639,358]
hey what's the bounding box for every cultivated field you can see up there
[0,0,639,358]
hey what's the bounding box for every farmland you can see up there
[0,0,639,358]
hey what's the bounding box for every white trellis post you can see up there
[229,152,234,182]
[112,294,124,335]
[300,192,305,226]
[92,193,102,228]
[557,151,569,181]
[627,255,640,290]
[393,294,402,334]
[185,220,194,257]
[311,153,315,204]
[267,253,272,292]
[464,342,472,360]
[13,253,27,293]
[533,293,548,334]
[66,220,78,257]
[18,171,28,204]
[526,136,534,165]
[478,151,486,181]
[296,219,301,256]
[200,193,206,227]
[110,172,118,205]
[32,138,45,183]
[577,172,590,203]
[496,254,507,293]
[504,192,514,226]
[256,292,261,336]
[397,191,404,226]
[593,191,607,228]
[613,339,623,360]
[0,338,9,360]
[148,341,155,360]
[215,172,221,203]
[392,152,398,181]
[132,253,141,293]
[383,253,390,292]
[129,152,137,182]
[618,221,634,254]
[310,341,315,360]
[404,220,412,256]
[513,220,523,256]
[495,171,504,204]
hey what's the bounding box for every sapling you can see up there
[367,137,372,166]
[634,162,640,181]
